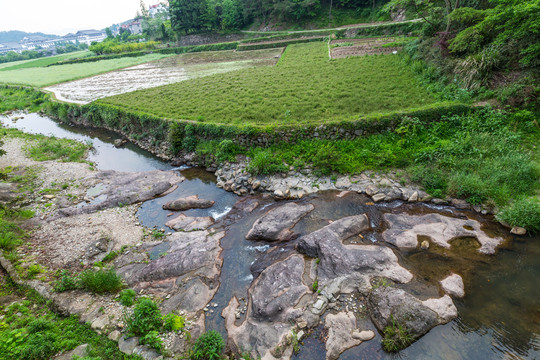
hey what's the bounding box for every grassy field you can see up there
[99,42,439,126]
[0,51,90,72]
[0,53,171,87]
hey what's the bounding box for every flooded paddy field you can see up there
[44,48,283,104]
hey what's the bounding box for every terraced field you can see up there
[99,41,440,126]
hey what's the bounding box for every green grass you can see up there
[99,42,438,126]
[0,54,170,87]
[0,86,49,113]
[22,137,91,163]
[0,275,141,360]
[0,51,90,72]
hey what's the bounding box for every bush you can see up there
[20,333,58,360]
[247,149,287,175]
[78,269,123,294]
[163,313,185,332]
[53,270,79,292]
[190,330,225,360]
[119,289,137,307]
[125,297,163,337]
[140,330,163,351]
[497,197,540,234]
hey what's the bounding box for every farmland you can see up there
[99,42,440,126]
[0,53,171,87]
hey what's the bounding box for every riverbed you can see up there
[1,112,538,360]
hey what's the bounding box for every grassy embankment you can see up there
[0,53,171,87]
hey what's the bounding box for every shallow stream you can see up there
[1,112,538,359]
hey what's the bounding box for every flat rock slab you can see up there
[297,215,413,286]
[246,202,314,241]
[59,170,182,216]
[165,214,215,231]
[440,273,465,298]
[382,213,503,254]
[325,312,365,360]
[162,194,215,211]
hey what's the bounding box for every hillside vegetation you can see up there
[99,42,440,126]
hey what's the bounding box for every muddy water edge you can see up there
[1,112,539,360]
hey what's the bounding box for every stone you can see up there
[510,227,527,236]
[451,198,470,209]
[420,240,429,250]
[114,139,127,148]
[422,295,458,322]
[59,170,181,217]
[246,202,314,242]
[440,274,465,298]
[55,343,89,360]
[251,255,308,322]
[118,336,139,354]
[165,214,214,231]
[382,213,504,254]
[108,330,122,341]
[372,193,386,202]
[297,215,413,286]
[369,287,440,341]
[325,312,362,360]
[408,191,419,202]
[351,330,375,341]
[162,194,215,211]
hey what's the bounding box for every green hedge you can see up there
[350,21,423,37]
[48,42,240,66]
[240,30,337,44]
[238,37,325,51]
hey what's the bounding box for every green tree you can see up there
[170,0,210,34]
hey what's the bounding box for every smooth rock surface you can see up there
[382,213,504,254]
[165,214,215,231]
[325,312,363,360]
[297,215,413,286]
[246,202,314,241]
[440,274,465,298]
[162,194,215,211]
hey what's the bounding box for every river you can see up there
[1,112,538,360]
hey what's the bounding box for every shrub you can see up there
[118,289,137,307]
[78,269,123,294]
[125,297,163,337]
[190,330,225,360]
[247,149,287,175]
[163,313,185,332]
[497,198,540,234]
[27,318,54,333]
[140,330,163,351]
[53,270,79,292]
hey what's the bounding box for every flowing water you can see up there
[1,112,538,359]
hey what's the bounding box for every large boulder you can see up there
[368,287,457,341]
[58,170,182,216]
[162,194,215,211]
[297,215,413,286]
[224,255,308,360]
[246,202,314,241]
[382,213,504,254]
[251,254,308,322]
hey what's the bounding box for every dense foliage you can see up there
[170,0,391,32]
[0,277,141,360]
[89,40,159,55]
